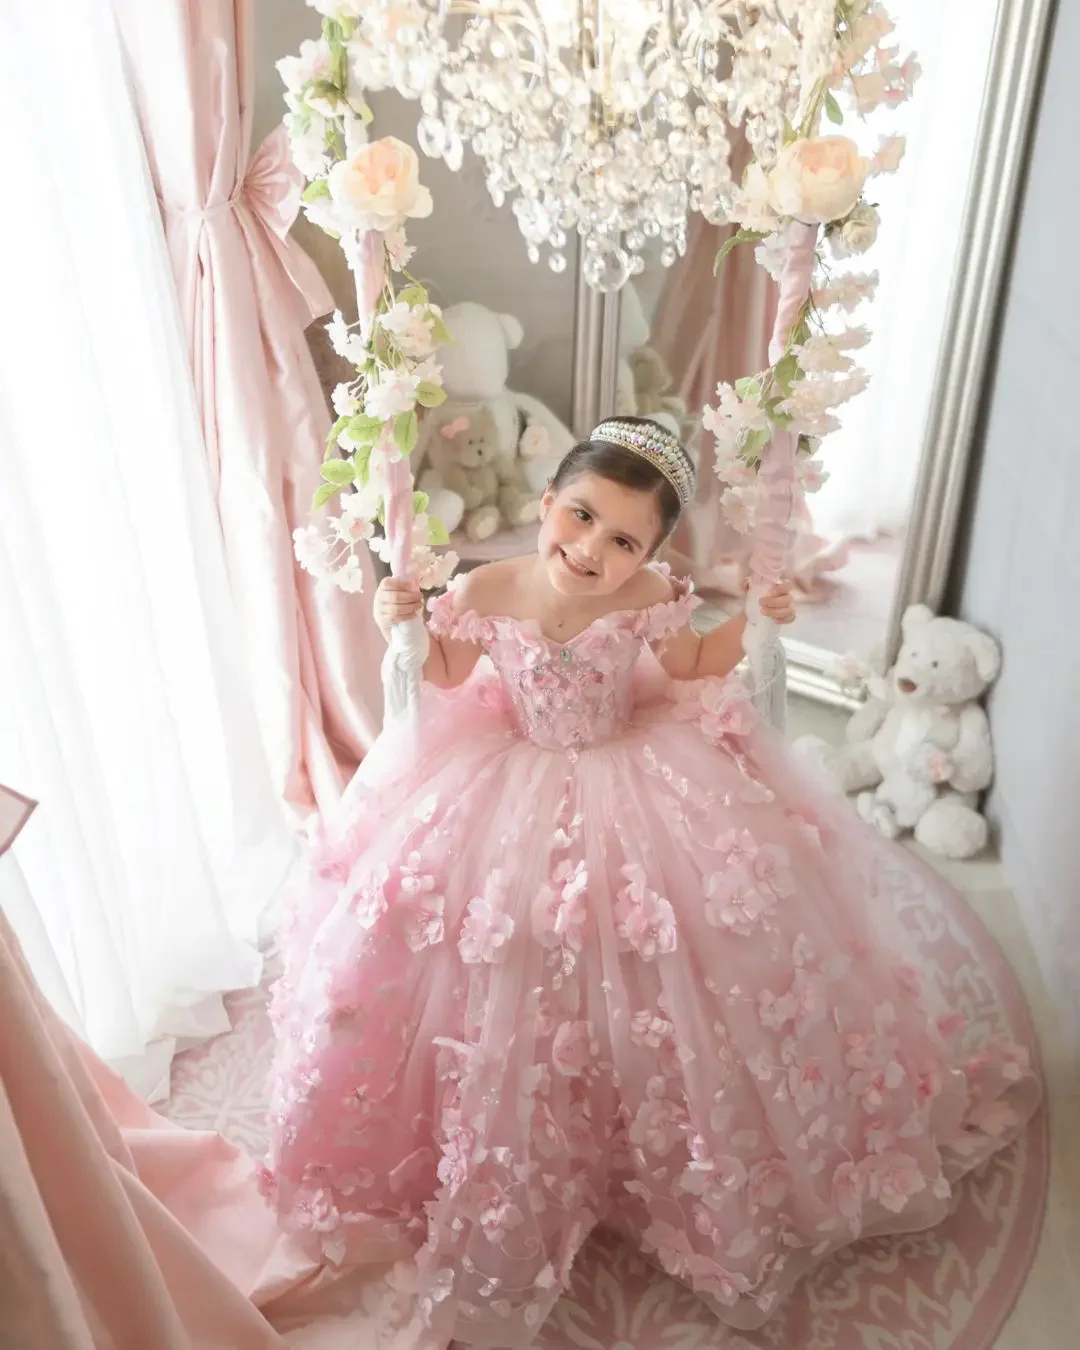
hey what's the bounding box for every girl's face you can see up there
[538,472,663,597]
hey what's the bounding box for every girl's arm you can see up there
[374,578,482,689]
[655,585,796,681]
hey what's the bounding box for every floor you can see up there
[788,698,1080,1350]
[791,536,904,657]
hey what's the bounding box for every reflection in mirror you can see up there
[256,6,578,573]
[621,0,1000,696]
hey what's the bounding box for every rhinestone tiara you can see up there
[591,419,696,507]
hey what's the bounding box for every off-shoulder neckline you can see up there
[430,563,699,648]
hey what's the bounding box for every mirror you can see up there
[593,0,1031,705]
[256,0,1044,704]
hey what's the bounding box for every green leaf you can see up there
[735,375,763,401]
[321,458,356,486]
[797,434,815,457]
[429,314,453,347]
[312,481,340,510]
[302,179,331,204]
[330,43,348,92]
[325,414,350,456]
[310,79,341,105]
[742,426,773,459]
[352,442,372,484]
[715,228,769,274]
[346,414,383,445]
[825,92,844,125]
[782,115,799,146]
[773,353,801,394]
[397,283,427,308]
[764,399,794,430]
[416,380,447,408]
[412,491,430,515]
[427,516,450,548]
[394,410,419,456]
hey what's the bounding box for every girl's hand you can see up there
[744,580,797,626]
[374,577,423,638]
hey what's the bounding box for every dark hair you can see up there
[549,416,691,549]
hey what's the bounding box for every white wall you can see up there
[253,0,578,423]
[954,4,1079,1053]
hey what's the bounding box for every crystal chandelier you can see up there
[348,0,837,290]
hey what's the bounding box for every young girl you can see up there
[262,418,1039,1347]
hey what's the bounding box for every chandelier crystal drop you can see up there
[347,0,839,290]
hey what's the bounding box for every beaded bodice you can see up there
[427,573,700,752]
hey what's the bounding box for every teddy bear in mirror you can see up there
[416,301,575,545]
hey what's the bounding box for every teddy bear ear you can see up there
[901,603,934,638]
[965,629,1001,685]
[499,313,524,351]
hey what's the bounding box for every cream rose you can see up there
[768,136,870,225]
[327,136,434,233]
[832,202,880,258]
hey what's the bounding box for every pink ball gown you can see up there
[261,573,1039,1348]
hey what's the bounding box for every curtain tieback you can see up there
[157,126,333,321]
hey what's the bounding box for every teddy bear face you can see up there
[892,609,1000,707]
[440,406,500,469]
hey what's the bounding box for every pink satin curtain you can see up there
[0,788,290,1347]
[652,216,776,593]
[653,218,846,596]
[0,785,396,1347]
[112,0,384,815]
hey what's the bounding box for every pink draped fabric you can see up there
[112,0,384,815]
[653,217,848,597]
[0,785,384,1348]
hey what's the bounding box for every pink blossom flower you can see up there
[748,1158,790,1211]
[704,867,775,936]
[615,865,677,960]
[831,1159,865,1225]
[630,1010,675,1049]
[681,1152,749,1209]
[255,1165,279,1202]
[294,1186,341,1236]
[788,1060,829,1116]
[847,1055,905,1110]
[758,987,798,1031]
[698,680,758,740]
[630,1094,685,1157]
[753,844,795,899]
[474,1182,524,1240]
[551,1021,597,1077]
[436,1119,478,1194]
[864,1151,926,1214]
[458,895,515,964]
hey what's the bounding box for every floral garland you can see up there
[280,1,916,592]
[704,0,918,535]
[283,6,456,595]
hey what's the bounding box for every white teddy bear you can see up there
[795,604,1001,860]
[417,301,574,540]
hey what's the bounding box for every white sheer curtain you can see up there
[811,0,999,543]
[0,2,295,1099]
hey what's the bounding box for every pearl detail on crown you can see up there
[591,419,696,507]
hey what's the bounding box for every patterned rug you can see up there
[166,879,1048,1350]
